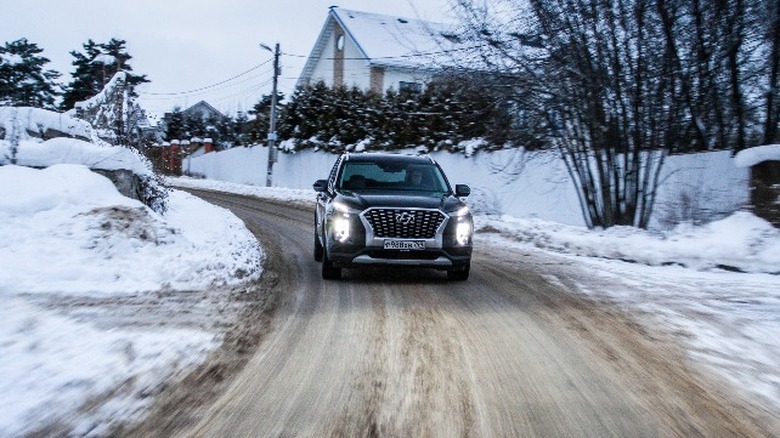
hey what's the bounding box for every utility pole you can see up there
[263,43,281,187]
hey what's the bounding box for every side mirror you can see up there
[455,184,471,197]
[313,179,329,193]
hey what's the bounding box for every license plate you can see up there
[383,240,426,250]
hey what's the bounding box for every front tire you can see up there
[314,232,324,262]
[321,250,342,280]
[447,262,470,281]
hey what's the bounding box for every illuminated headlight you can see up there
[333,216,351,242]
[331,202,358,243]
[449,206,472,245]
[456,221,471,245]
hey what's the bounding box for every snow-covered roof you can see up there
[298,7,467,87]
[734,144,780,168]
[331,8,461,69]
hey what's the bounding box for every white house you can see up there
[296,7,464,94]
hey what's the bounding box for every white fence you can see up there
[189,146,749,229]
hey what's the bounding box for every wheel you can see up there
[314,232,324,262]
[321,251,342,280]
[447,262,470,281]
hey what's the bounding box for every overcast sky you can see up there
[1,0,455,120]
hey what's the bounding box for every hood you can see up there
[337,191,464,212]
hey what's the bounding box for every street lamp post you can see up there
[261,43,280,187]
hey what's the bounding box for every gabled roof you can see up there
[183,100,225,121]
[331,8,459,69]
[298,7,464,87]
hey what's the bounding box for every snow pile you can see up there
[734,144,780,168]
[1,136,151,175]
[0,106,98,143]
[478,211,780,274]
[0,164,263,294]
[0,164,263,436]
[0,105,149,174]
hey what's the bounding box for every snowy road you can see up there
[130,189,777,437]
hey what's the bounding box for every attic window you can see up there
[336,35,345,51]
[397,18,409,24]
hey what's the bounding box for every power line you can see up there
[141,60,273,96]
[139,69,274,101]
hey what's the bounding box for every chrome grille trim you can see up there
[360,207,449,249]
[363,208,446,239]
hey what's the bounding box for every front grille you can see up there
[364,209,446,239]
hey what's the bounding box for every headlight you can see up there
[456,221,471,245]
[330,202,358,242]
[333,216,351,242]
[448,206,471,245]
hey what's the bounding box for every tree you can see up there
[759,0,780,144]
[0,38,60,109]
[162,107,187,141]
[451,0,677,228]
[60,38,148,111]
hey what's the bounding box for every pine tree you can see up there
[248,91,285,145]
[60,38,148,110]
[0,38,61,109]
[232,110,251,146]
[162,107,187,141]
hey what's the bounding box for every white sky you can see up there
[0,0,455,120]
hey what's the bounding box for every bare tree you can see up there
[451,0,777,228]
[759,0,780,144]
[452,0,674,228]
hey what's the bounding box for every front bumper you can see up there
[324,206,472,270]
[327,245,472,270]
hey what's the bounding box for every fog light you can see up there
[456,221,471,245]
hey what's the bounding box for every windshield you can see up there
[338,161,449,194]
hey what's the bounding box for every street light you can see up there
[261,43,280,187]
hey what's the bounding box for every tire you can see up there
[447,262,470,281]
[314,232,324,262]
[321,251,342,280]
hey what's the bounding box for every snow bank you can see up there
[478,210,780,274]
[0,106,97,142]
[0,164,263,294]
[0,164,264,436]
[735,144,780,168]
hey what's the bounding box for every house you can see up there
[182,100,226,123]
[158,100,226,143]
[297,7,465,94]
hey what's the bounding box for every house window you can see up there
[399,81,422,94]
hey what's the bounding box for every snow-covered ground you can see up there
[1,166,778,435]
[0,166,263,436]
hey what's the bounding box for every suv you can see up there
[313,152,473,281]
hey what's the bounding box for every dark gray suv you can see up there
[313,153,473,280]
